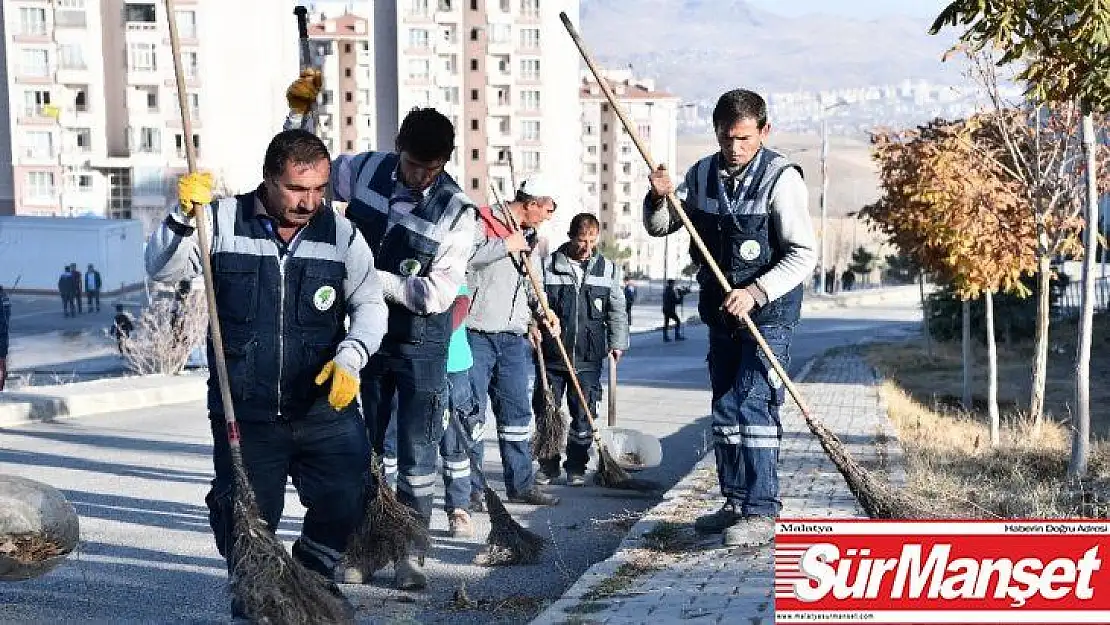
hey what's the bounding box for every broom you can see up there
[487,185,659,493]
[163,3,355,622]
[336,451,429,583]
[443,407,546,566]
[530,333,568,461]
[559,12,935,519]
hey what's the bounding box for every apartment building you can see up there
[308,12,376,157]
[1,0,299,231]
[581,70,684,280]
[374,0,582,241]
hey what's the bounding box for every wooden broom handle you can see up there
[558,11,813,418]
[166,0,243,442]
[488,184,602,432]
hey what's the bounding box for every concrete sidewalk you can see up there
[529,349,903,625]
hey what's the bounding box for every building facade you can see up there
[308,12,376,157]
[1,0,298,231]
[581,69,684,280]
[374,0,582,240]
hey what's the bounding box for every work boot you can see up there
[565,472,586,487]
[507,486,560,506]
[694,503,742,534]
[393,552,427,591]
[449,509,475,538]
[534,464,559,486]
[723,515,776,547]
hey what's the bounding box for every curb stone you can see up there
[528,358,818,625]
[0,373,207,427]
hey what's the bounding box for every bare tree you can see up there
[118,289,207,376]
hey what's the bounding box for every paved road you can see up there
[0,301,919,623]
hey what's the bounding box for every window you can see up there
[602,183,608,191]
[21,49,50,77]
[175,10,196,38]
[23,90,51,116]
[361,41,370,51]
[440,86,459,104]
[496,55,510,73]
[520,58,540,80]
[442,25,457,43]
[602,123,609,131]
[407,58,430,79]
[74,128,92,152]
[622,162,632,175]
[438,0,454,10]
[637,124,651,139]
[345,91,353,102]
[497,116,510,134]
[316,42,332,58]
[25,172,56,201]
[521,120,539,141]
[521,150,540,172]
[470,89,479,101]
[58,0,86,8]
[69,173,93,191]
[521,0,540,17]
[470,58,479,71]
[124,3,157,23]
[344,67,352,78]
[470,0,478,9]
[622,183,631,195]
[586,145,597,155]
[173,133,200,157]
[359,89,371,105]
[321,90,333,105]
[602,143,608,152]
[144,87,158,111]
[58,44,86,70]
[346,116,353,126]
[134,126,161,153]
[471,148,479,160]
[500,0,510,10]
[622,202,631,215]
[408,28,429,49]
[469,28,478,41]
[73,86,88,111]
[520,28,539,48]
[21,131,54,159]
[585,123,595,135]
[344,43,352,54]
[410,0,430,16]
[170,92,200,119]
[19,8,47,35]
[470,119,479,130]
[494,87,509,106]
[520,90,540,110]
[442,54,457,73]
[471,178,479,190]
[183,51,198,78]
[490,23,511,43]
[602,163,608,171]
[128,43,157,71]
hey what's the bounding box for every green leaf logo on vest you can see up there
[313,285,337,312]
[739,240,761,261]
[399,258,422,277]
[593,297,604,312]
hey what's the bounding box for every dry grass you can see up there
[863,325,1110,519]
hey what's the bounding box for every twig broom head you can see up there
[338,458,428,582]
[532,385,567,461]
[474,486,546,566]
[227,463,355,624]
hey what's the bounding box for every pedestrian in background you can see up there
[85,264,103,312]
[58,267,75,317]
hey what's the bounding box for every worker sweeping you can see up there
[532,213,629,486]
[145,129,387,618]
[466,177,562,507]
[286,72,477,591]
[644,89,816,546]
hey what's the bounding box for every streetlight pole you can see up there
[816,101,847,295]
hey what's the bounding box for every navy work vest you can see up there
[541,250,618,370]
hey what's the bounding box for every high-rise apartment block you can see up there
[308,12,376,157]
[0,0,299,231]
[580,69,684,279]
[372,0,582,239]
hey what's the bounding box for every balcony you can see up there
[126,22,158,32]
[56,10,87,29]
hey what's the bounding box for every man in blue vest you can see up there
[644,89,816,546]
[533,213,629,486]
[145,129,387,616]
[466,176,562,506]
[303,97,477,589]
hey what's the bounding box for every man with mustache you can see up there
[145,129,387,618]
[644,89,816,547]
[285,71,477,590]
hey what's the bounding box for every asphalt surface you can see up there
[0,301,919,623]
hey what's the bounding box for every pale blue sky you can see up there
[747,0,950,19]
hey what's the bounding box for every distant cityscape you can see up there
[677,78,1024,138]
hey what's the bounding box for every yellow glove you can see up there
[315,360,359,411]
[177,171,213,218]
[287,68,323,115]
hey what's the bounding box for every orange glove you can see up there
[286,68,323,115]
